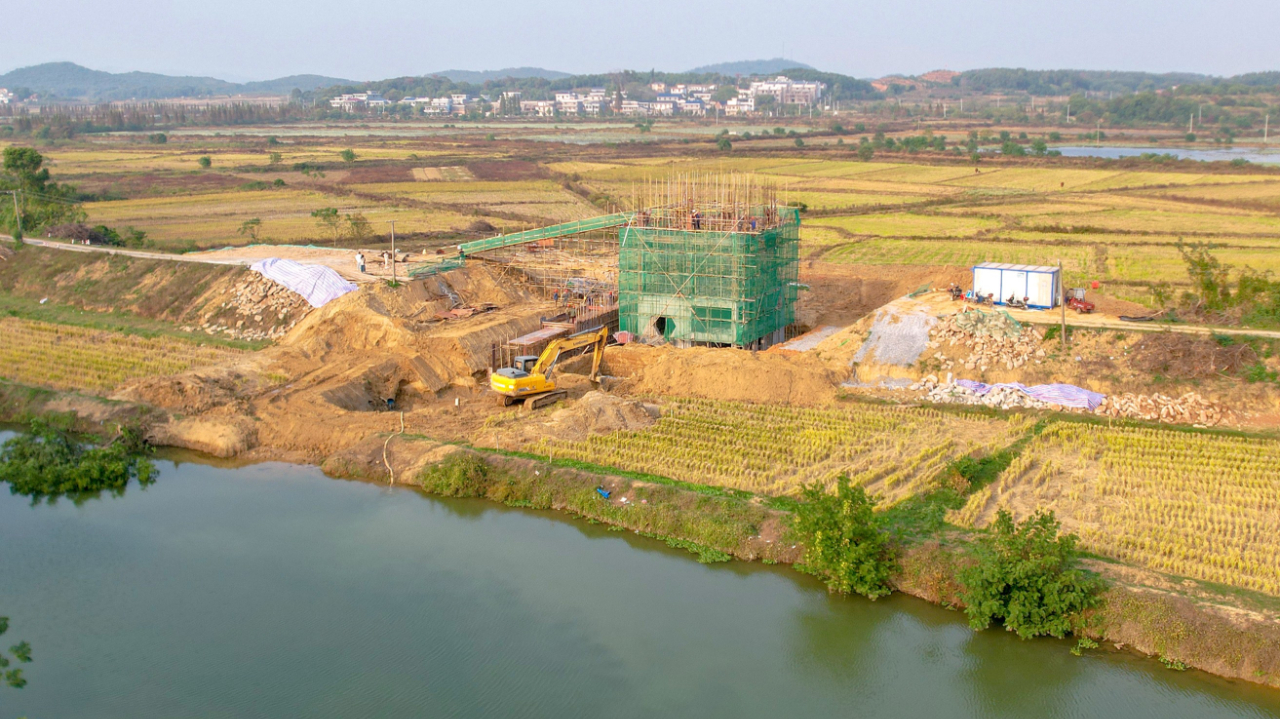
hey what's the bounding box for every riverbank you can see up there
[317,430,1280,690]
[3,381,1278,691]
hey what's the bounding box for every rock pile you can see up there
[182,273,312,341]
[927,310,1045,372]
[1095,392,1234,427]
[908,375,1055,410]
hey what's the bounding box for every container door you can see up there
[973,268,1001,298]
[1002,270,1027,303]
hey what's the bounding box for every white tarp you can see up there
[250,258,358,308]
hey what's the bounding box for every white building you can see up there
[724,95,755,116]
[0,88,12,105]
[748,76,825,106]
[520,100,556,117]
[329,92,390,111]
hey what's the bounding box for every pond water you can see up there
[1,454,1278,719]
[1054,145,1280,165]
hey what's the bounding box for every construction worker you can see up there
[355,251,366,273]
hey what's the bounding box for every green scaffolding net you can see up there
[618,207,800,347]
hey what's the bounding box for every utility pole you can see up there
[1096,120,1102,147]
[389,220,397,284]
[1189,113,1194,135]
[1059,260,1067,350]
[8,190,20,241]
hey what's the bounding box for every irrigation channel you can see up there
[2,446,1279,718]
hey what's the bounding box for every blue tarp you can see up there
[954,379,1106,410]
[251,258,358,308]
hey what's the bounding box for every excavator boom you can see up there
[489,326,609,409]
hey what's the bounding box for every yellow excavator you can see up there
[490,326,609,410]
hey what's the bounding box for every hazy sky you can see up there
[4,0,1277,81]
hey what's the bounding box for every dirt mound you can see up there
[797,263,968,328]
[1130,333,1257,380]
[548,391,660,441]
[630,347,839,406]
[149,415,259,458]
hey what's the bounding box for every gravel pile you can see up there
[909,376,1055,410]
[1096,392,1234,427]
[853,308,937,367]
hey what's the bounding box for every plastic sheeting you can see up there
[954,379,1105,410]
[250,258,357,308]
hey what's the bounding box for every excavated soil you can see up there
[625,346,840,406]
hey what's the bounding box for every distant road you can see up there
[9,236,248,264]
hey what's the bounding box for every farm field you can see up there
[11,131,1276,308]
[951,422,1280,596]
[0,317,241,393]
[524,397,1027,499]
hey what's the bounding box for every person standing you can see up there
[356,251,366,274]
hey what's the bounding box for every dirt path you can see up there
[8,236,437,284]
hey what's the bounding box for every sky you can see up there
[3,0,1278,81]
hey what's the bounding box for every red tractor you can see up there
[1066,288,1095,314]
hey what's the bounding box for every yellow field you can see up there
[950,422,1280,595]
[0,317,241,393]
[32,139,1280,290]
[523,397,1025,498]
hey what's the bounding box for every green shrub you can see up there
[791,474,896,598]
[0,418,155,499]
[959,509,1102,639]
[419,452,491,497]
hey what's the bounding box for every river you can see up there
[1053,145,1280,165]
[2,455,1278,718]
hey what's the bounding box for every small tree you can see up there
[716,137,732,152]
[1178,240,1231,309]
[196,156,212,169]
[959,510,1102,639]
[237,218,262,241]
[311,207,342,245]
[791,474,896,598]
[268,152,282,165]
[1030,139,1048,156]
[857,142,874,162]
[339,148,357,164]
[794,137,805,148]
[345,212,372,243]
[0,616,32,689]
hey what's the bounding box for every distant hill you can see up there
[687,59,815,76]
[958,68,1212,95]
[427,67,572,83]
[0,62,351,101]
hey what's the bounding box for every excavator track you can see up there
[522,390,567,411]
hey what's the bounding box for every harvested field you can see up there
[950,422,1280,595]
[522,396,1027,498]
[0,317,241,393]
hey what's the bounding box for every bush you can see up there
[196,156,212,169]
[791,474,896,598]
[147,133,167,144]
[959,509,1102,639]
[0,418,155,499]
[419,452,491,497]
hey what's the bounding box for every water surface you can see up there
[1,456,1278,719]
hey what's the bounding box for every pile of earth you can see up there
[626,346,839,406]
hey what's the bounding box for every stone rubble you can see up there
[180,273,311,342]
[927,310,1045,373]
[1095,392,1234,427]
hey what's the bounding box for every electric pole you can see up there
[8,190,20,241]
[389,220,397,284]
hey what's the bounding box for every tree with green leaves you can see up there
[716,137,732,152]
[0,616,32,689]
[340,148,357,164]
[857,142,874,162]
[237,218,262,241]
[791,474,896,599]
[1030,139,1048,156]
[959,509,1102,639]
[1178,240,1232,309]
[196,156,212,169]
[345,212,372,243]
[268,152,282,165]
[0,418,155,499]
[1,146,84,239]
[311,207,342,245]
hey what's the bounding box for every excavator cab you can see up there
[496,356,540,378]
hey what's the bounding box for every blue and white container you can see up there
[971,263,1060,309]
